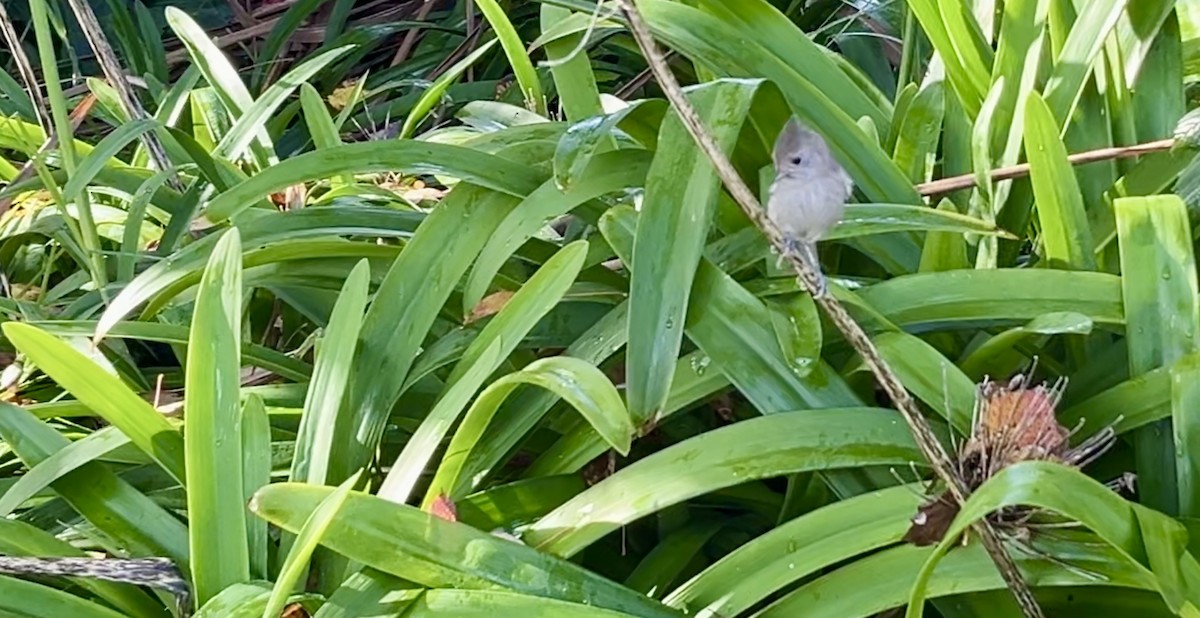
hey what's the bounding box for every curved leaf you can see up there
[1,323,186,485]
[665,484,923,617]
[184,227,250,604]
[248,484,683,618]
[201,141,545,223]
[523,408,923,556]
[857,270,1124,332]
[907,461,1200,617]
[426,355,635,504]
[94,207,423,339]
[627,78,759,422]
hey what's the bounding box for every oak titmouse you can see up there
[766,118,852,296]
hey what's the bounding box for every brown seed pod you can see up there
[903,372,1119,546]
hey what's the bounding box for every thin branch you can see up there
[616,53,673,100]
[0,557,191,617]
[225,0,258,30]
[0,1,50,132]
[0,93,97,217]
[615,1,1044,616]
[918,138,1178,197]
[392,0,439,66]
[63,0,183,192]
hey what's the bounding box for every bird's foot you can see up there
[780,236,801,257]
[811,271,828,298]
[775,235,800,269]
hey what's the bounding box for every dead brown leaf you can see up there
[465,290,515,325]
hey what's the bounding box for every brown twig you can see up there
[0,1,50,133]
[392,0,439,66]
[0,93,97,217]
[0,557,191,617]
[162,2,416,66]
[427,19,486,81]
[918,139,1176,197]
[63,0,183,192]
[615,1,1044,616]
[616,55,671,100]
[225,0,258,30]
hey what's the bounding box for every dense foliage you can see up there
[1,0,1200,616]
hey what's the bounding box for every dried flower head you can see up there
[903,372,1119,546]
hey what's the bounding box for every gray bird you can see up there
[766,118,853,296]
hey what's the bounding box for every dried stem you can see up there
[0,2,50,133]
[917,139,1177,197]
[63,0,183,192]
[615,1,1043,616]
[392,0,439,66]
[0,556,191,616]
[0,94,97,217]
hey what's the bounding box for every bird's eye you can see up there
[790,156,803,165]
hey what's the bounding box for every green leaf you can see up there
[0,426,130,517]
[959,312,1095,380]
[603,204,862,414]
[464,149,651,311]
[62,118,157,202]
[217,46,354,161]
[0,323,187,485]
[540,4,605,123]
[763,293,821,380]
[426,355,635,503]
[400,590,644,617]
[1024,91,1096,270]
[184,227,250,604]
[906,461,1200,617]
[0,402,189,565]
[401,39,501,139]
[693,0,891,129]
[380,240,588,503]
[474,0,545,115]
[0,575,129,618]
[856,269,1123,332]
[201,141,544,223]
[552,99,666,191]
[526,349,731,478]
[193,582,272,618]
[664,484,922,617]
[242,395,272,580]
[764,540,1155,617]
[904,0,993,116]
[1043,0,1127,124]
[830,204,1015,239]
[1116,195,1200,516]
[523,408,923,557]
[94,207,423,337]
[334,185,526,486]
[25,320,310,382]
[164,7,274,168]
[891,80,944,183]
[248,483,683,618]
[627,78,759,423]
[856,331,975,434]
[625,520,723,599]
[988,0,1050,166]
[290,259,371,487]
[377,340,504,504]
[638,1,919,204]
[261,472,361,618]
[455,302,635,490]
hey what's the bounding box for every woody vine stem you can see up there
[613,1,1045,616]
